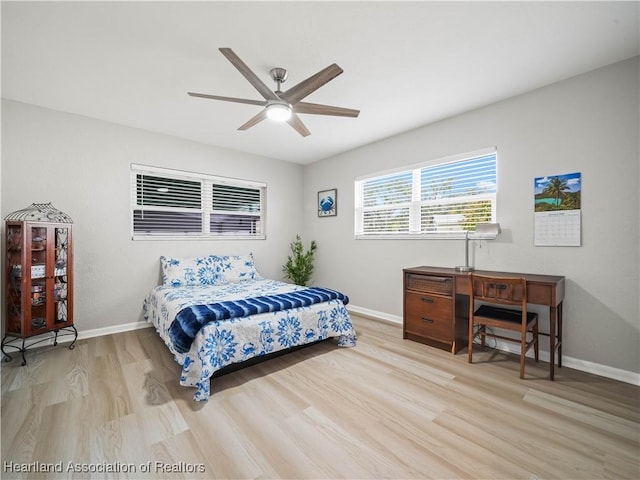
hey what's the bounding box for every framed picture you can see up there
[318,188,337,217]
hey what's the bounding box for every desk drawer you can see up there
[406,274,453,296]
[404,292,452,342]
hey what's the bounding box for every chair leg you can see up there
[519,330,526,379]
[468,321,474,364]
[534,321,539,362]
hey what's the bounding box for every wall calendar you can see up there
[534,172,581,246]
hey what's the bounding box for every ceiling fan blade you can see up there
[238,109,268,131]
[287,113,311,137]
[219,48,280,102]
[188,92,266,106]
[281,63,343,105]
[294,102,360,118]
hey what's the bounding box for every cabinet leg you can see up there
[1,334,25,365]
[1,327,77,366]
[68,325,78,350]
[18,338,27,366]
[1,335,12,362]
[1,335,29,366]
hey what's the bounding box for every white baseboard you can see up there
[77,321,153,340]
[41,321,152,346]
[347,305,403,324]
[347,304,640,386]
[495,340,640,386]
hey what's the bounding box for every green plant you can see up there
[282,235,317,286]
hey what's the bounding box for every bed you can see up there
[143,253,357,401]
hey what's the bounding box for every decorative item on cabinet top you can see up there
[4,202,74,223]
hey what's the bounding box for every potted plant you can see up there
[282,235,317,286]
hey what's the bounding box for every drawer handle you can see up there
[421,317,434,323]
[412,275,450,283]
[421,297,434,303]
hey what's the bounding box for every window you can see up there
[355,149,497,238]
[131,164,266,240]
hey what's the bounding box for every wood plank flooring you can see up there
[2,315,639,479]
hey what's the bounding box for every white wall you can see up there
[1,100,304,331]
[303,57,640,377]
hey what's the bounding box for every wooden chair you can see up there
[468,274,539,379]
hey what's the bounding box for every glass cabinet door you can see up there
[5,224,24,335]
[29,225,48,334]
[53,226,70,326]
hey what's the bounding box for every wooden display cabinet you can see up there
[3,203,76,365]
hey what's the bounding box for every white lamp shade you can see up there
[472,223,501,239]
[265,103,292,122]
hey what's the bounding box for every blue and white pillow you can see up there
[217,253,262,283]
[160,255,225,287]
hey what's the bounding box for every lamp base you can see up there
[455,266,474,272]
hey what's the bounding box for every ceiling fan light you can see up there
[265,103,292,122]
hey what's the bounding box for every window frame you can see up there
[354,148,497,240]
[130,163,266,241]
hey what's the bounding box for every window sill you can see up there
[132,234,266,241]
[354,233,499,240]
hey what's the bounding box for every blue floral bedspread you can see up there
[169,287,349,354]
[143,279,357,401]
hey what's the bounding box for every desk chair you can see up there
[468,274,539,379]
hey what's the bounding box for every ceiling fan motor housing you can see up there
[270,68,288,84]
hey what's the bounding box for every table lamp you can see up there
[455,223,501,272]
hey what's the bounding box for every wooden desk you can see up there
[403,266,565,380]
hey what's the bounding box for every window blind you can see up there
[355,150,497,238]
[131,164,266,240]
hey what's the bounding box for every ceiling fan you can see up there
[188,48,360,137]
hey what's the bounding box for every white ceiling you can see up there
[2,1,638,165]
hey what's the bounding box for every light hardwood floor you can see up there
[2,315,639,480]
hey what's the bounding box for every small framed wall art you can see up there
[318,188,337,217]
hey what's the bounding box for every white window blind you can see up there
[355,149,497,238]
[131,164,266,240]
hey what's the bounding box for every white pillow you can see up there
[216,253,261,283]
[160,255,225,287]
